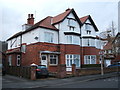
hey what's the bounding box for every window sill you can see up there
[49,64,58,66]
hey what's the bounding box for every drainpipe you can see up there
[79,25,82,68]
[20,35,22,66]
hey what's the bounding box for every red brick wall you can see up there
[22,42,60,66]
[6,42,101,73]
[81,47,101,64]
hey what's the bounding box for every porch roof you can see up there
[40,51,61,54]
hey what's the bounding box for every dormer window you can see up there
[68,18,76,31]
[85,23,91,30]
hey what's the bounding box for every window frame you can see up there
[44,32,54,43]
[66,35,80,45]
[8,55,12,66]
[84,55,96,64]
[66,54,80,67]
[17,55,20,66]
[49,55,58,65]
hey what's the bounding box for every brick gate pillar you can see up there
[72,64,76,76]
[57,64,66,78]
[30,66,37,80]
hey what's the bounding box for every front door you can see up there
[41,55,47,67]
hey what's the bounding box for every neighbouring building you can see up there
[0,41,8,67]
[112,32,120,64]
[103,37,115,67]
[6,8,104,73]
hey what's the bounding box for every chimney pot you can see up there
[27,14,34,25]
[28,14,30,18]
[31,14,33,18]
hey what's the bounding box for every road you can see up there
[2,73,120,89]
[43,76,120,88]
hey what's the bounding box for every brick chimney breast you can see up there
[27,14,34,25]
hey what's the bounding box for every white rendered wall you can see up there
[58,12,81,45]
[22,28,39,45]
[39,28,58,44]
[81,19,96,37]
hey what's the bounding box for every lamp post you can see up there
[99,50,104,75]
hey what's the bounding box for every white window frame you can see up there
[8,55,12,66]
[66,35,80,45]
[49,55,58,65]
[17,55,20,66]
[84,55,96,64]
[66,54,80,68]
[44,32,54,43]
[85,24,91,30]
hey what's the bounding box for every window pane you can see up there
[67,55,69,58]
[50,55,57,65]
[70,59,72,66]
[67,59,69,66]
[42,56,46,60]
[70,55,72,58]
[45,32,54,43]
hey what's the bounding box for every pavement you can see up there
[2,72,120,88]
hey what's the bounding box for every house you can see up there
[0,41,8,68]
[6,8,103,73]
[112,32,120,64]
[103,38,115,67]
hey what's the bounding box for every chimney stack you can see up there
[27,14,34,25]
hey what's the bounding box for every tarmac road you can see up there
[2,72,120,89]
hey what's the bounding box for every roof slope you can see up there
[79,15,99,31]
[7,8,82,41]
[7,16,58,41]
[80,15,89,24]
[103,41,112,50]
[52,9,72,24]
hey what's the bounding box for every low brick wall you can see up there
[76,67,119,76]
[6,66,36,80]
[56,64,66,78]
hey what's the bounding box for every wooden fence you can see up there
[6,66,31,79]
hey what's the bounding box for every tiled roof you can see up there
[103,41,112,50]
[79,15,89,24]
[114,55,120,61]
[34,16,58,30]
[52,9,72,24]
[7,16,58,41]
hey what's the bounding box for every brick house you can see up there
[6,8,103,73]
[103,39,115,67]
[112,32,120,64]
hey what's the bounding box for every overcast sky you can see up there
[0,0,119,41]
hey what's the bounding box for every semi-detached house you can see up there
[6,8,103,73]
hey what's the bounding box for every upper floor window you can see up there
[87,39,90,46]
[66,35,80,45]
[68,18,76,31]
[85,24,91,30]
[87,30,91,34]
[44,32,54,43]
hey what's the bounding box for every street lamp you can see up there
[99,50,104,75]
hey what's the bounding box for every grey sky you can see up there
[0,0,119,41]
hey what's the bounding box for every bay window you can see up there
[84,55,96,64]
[66,35,80,45]
[66,54,80,67]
